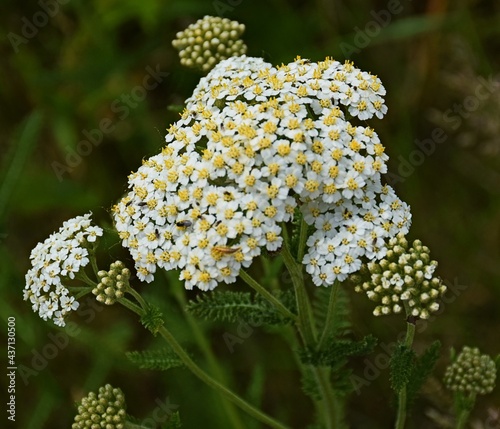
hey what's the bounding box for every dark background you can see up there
[1,0,500,427]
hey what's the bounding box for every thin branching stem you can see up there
[119,288,290,429]
[239,269,297,322]
[169,274,246,429]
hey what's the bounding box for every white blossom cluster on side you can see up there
[24,213,103,326]
[113,55,411,290]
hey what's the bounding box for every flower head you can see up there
[24,213,103,326]
[113,56,411,290]
[444,346,496,395]
[172,15,247,71]
[349,233,445,318]
[72,384,126,429]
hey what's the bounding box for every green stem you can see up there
[455,392,475,429]
[281,235,339,429]
[156,324,290,429]
[317,280,340,350]
[456,409,470,429]
[126,285,148,309]
[281,244,316,344]
[296,217,309,263]
[169,276,246,429]
[239,269,297,322]
[120,292,290,429]
[117,297,144,315]
[73,288,94,300]
[89,251,99,278]
[76,270,98,287]
[394,319,416,429]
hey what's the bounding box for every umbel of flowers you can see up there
[172,15,247,71]
[23,213,103,326]
[112,55,412,291]
[444,346,497,396]
[349,233,447,318]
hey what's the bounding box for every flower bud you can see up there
[172,16,247,72]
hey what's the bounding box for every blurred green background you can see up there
[1,0,500,427]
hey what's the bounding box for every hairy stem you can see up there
[394,319,416,429]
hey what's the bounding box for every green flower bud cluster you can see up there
[92,261,130,305]
[72,384,127,429]
[444,346,496,395]
[350,233,446,319]
[172,15,247,71]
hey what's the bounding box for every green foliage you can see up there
[406,340,441,405]
[301,366,322,401]
[126,348,184,371]
[140,303,165,335]
[312,285,351,338]
[162,411,182,428]
[185,290,295,325]
[300,335,378,368]
[390,343,416,393]
[390,340,441,404]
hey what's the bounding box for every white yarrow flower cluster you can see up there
[113,55,411,290]
[24,213,103,326]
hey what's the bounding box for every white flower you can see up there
[23,213,103,326]
[113,55,410,290]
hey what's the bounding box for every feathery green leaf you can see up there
[312,285,351,339]
[300,335,378,370]
[126,349,184,371]
[407,340,441,405]
[390,343,416,393]
[186,290,295,325]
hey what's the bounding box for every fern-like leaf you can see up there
[407,340,441,405]
[186,290,295,325]
[301,365,322,401]
[390,343,416,393]
[140,303,164,336]
[300,335,378,370]
[312,286,351,339]
[126,349,184,371]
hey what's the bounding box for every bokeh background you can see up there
[1,0,500,427]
